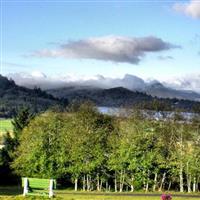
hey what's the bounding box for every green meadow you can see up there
[0,119,13,135]
[0,194,200,200]
[0,187,200,200]
[0,119,13,145]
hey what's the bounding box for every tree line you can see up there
[1,103,200,192]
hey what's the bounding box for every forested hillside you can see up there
[47,86,200,113]
[0,75,67,118]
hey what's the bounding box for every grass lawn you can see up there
[1,194,200,200]
[57,194,200,200]
[0,119,13,136]
[0,187,200,200]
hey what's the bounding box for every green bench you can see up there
[22,177,56,197]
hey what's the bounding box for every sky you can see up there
[0,0,200,89]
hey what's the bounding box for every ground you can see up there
[0,187,200,200]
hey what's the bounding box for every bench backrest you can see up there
[22,177,56,190]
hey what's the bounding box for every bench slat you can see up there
[22,177,56,197]
[22,178,56,189]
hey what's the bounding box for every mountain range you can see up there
[8,73,200,102]
[1,74,200,118]
[46,85,200,112]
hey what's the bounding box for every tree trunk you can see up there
[159,172,166,191]
[83,175,86,191]
[130,176,134,192]
[145,170,149,192]
[97,174,100,191]
[143,170,146,191]
[193,177,196,192]
[91,179,94,191]
[86,174,90,191]
[167,181,171,191]
[187,174,191,193]
[179,162,184,192]
[196,177,199,191]
[119,170,122,192]
[186,162,191,193]
[100,179,103,191]
[119,170,125,192]
[74,178,78,191]
[179,132,184,193]
[106,181,108,192]
[114,171,118,192]
[153,172,158,192]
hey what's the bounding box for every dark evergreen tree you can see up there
[12,107,34,147]
[0,107,34,185]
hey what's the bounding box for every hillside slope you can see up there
[47,86,200,112]
[0,75,66,117]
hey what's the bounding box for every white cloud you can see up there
[164,74,200,93]
[157,55,174,60]
[7,71,200,94]
[7,72,146,90]
[31,35,180,64]
[31,71,47,78]
[173,0,200,19]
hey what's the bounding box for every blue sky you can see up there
[1,0,200,82]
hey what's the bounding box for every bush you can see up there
[161,194,172,200]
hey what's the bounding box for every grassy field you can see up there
[0,119,13,135]
[57,193,200,200]
[0,119,13,145]
[0,187,200,200]
[1,194,200,200]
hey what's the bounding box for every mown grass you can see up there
[1,195,200,200]
[0,119,13,135]
[0,187,200,200]
[57,195,200,200]
[0,119,13,145]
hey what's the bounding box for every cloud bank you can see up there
[165,74,200,93]
[157,56,174,60]
[7,71,200,94]
[173,0,200,19]
[31,36,179,64]
[7,72,146,91]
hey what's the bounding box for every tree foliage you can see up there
[11,104,200,192]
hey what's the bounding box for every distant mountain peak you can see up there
[105,87,132,93]
[122,74,145,90]
[148,82,165,89]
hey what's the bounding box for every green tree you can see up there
[12,107,33,145]
[12,111,71,178]
[0,107,33,185]
[67,102,117,191]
